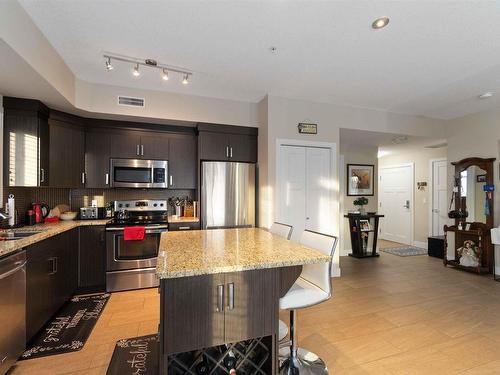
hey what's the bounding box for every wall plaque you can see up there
[298,123,317,134]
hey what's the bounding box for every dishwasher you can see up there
[0,250,26,375]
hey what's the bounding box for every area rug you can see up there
[381,246,427,257]
[106,334,158,375]
[21,293,110,360]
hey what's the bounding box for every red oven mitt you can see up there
[124,226,145,241]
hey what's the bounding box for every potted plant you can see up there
[353,196,369,215]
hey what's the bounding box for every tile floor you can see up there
[11,240,500,374]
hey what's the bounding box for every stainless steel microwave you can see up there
[110,159,168,188]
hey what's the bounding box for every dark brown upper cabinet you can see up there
[109,130,142,159]
[109,130,170,160]
[168,134,197,189]
[197,123,258,163]
[139,132,170,159]
[3,97,50,187]
[85,129,111,188]
[48,111,85,188]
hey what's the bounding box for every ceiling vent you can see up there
[118,96,145,107]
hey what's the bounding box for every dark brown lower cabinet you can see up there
[26,229,78,342]
[159,268,279,374]
[78,226,106,293]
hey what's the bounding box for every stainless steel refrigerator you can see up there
[201,162,256,229]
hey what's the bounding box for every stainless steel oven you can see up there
[110,159,168,188]
[106,224,167,292]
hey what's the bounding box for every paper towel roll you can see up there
[7,194,15,226]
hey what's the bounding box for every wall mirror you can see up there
[453,157,495,228]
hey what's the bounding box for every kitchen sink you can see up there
[0,231,43,241]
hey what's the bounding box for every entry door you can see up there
[431,159,447,236]
[277,145,333,241]
[379,165,413,244]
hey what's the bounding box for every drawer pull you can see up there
[216,284,224,312]
[227,282,235,310]
[178,226,191,230]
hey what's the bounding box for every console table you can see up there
[344,213,384,258]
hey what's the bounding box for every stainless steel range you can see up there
[106,199,168,292]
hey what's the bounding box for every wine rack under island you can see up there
[155,228,331,375]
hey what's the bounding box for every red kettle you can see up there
[32,202,50,223]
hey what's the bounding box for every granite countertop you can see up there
[156,228,331,279]
[0,219,109,258]
[168,216,200,223]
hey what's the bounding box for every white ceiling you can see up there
[17,0,500,120]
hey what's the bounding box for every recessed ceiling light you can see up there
[182,74,189,85]
[162,69,169,81]
[372,17,389,29]
[478,92,494,99]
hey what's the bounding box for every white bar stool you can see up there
[269,222,293,342]
[279,230,338,375]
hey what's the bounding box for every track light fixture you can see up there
[105,57,113,71]
[103,53,193,84]
[133,64,140,77]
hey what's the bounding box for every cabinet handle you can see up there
[227,282,235,310]
[226,146,229,158]
[230,147,233,158]
[136,144,140,156]
[178,226,191,230]
[169,175,173,186]
[141,144,144,156]
[216,284,224,312]
[49,257,57,275]
[40,168,45,183]
[81,172,85,184]
[54,257,58,273]
[105,173,109,185]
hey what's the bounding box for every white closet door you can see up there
[278,146,306,240]
[305,147,333,236]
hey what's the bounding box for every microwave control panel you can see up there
[153,168,166,183]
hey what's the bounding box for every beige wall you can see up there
[339,144,378,255]
[378,147,448,245]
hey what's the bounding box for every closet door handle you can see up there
[141,145,144,156]
[81,172,86,184]
[230,147,233,158]
[169,175,173,186]
[105,173,109,185]
[227,282,234,310]
[40,168,45,183]
[136,144,140,156]
[226,146,229,158]
[216,284,224,312]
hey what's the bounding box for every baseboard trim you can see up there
[413,241,428,250]
[331,265,341,278]
[340,248,352,257]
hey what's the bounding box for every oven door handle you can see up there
[106,225,169,232]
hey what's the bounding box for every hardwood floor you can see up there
[12,240,500,374]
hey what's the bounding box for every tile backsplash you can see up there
[3,187,194,224]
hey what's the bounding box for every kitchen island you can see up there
[156,228,330,375]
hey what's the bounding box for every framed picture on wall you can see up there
[347,164,374,196]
